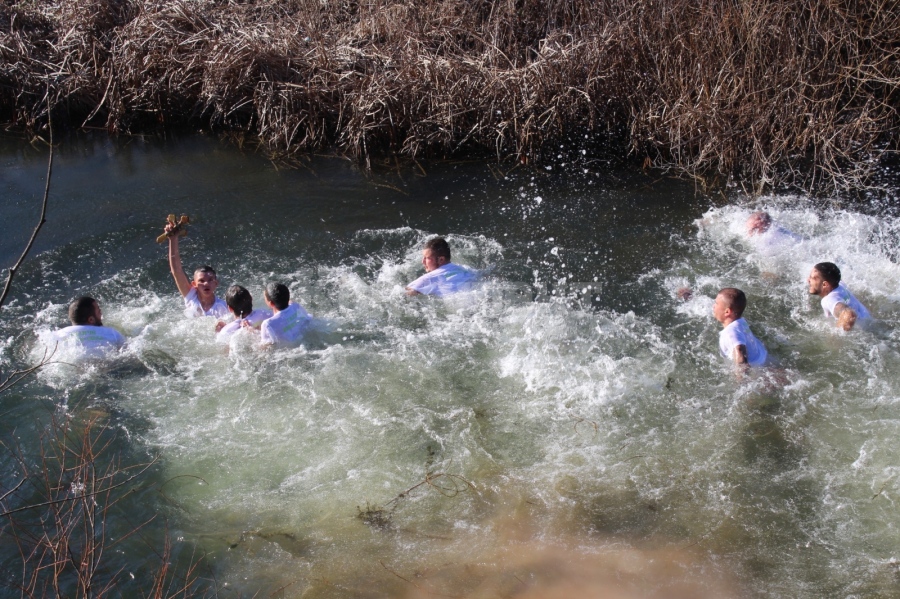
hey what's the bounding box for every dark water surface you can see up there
[1,134,898,598]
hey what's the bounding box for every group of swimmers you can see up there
[52,212,869,367]
[708,211,871,372]
[53,222,479,358]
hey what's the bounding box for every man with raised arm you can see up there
[807,262,870,331]
[405,237,479,297]
[55,296,126,358]
[165,220,229,318]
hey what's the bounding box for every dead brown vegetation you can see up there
[1,0,898,192]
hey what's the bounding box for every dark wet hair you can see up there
[425,237,451,262]
[193,265,217,280]
[225,285,253,318]
[264,282,291,311]
[717,287,747,318]
[813,262,841,288]
[68,296,97,325]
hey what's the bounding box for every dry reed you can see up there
[1,0,898,192]
[0,413,205,597]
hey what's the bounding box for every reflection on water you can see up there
[1,135,899,597]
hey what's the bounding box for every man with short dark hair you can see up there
[165,219,229,318]
[808,262,870,331]
[259,282,312,347]
[405,237,478,297]
[214,285,271,343]
[55,296,126,357]
[713,287,768,370]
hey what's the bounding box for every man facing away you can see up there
[260,282,312,347]
[214,285,272,343]
[54,296,126,358]
[807,262,870,331]
[405,237,479,297]
[713,287,768,371]
[166,219,229,318]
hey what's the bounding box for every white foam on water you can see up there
[6,191,900,597]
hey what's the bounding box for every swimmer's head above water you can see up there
[68,296,103,326]
[422,237,451,273]
[745,211,772,236]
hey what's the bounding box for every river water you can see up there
[1,134,899,598]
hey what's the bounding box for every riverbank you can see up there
[2,1,898,188]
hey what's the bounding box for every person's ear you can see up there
[437,255,449,267]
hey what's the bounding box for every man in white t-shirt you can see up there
[807,262,870,331]
[54,296,126,358]
[713,287,768,371]
[214,285,272,343]
[745,211,803,257]
[165,219,229,318]
[405,237,479,297]
[259,282,312,347]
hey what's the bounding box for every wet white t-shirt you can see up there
[821,283,870,320]
[750,225,802,253]
[54,325,125,358]
[260,303,311,347]
[407,263,479,297]
[184,288,229,319]
[215,309,273,343]
[719,318,768,367]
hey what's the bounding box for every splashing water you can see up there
[1,136,899,597]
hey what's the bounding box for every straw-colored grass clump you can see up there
[1,0,898,191]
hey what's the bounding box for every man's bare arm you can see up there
[405,288,421,297]
[732,344,750,374]
[167,226,192,298]
[833,303,857,331]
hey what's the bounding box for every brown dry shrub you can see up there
[1,0,898,192]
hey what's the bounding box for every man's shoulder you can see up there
[721,318,752,340]
[56,324,124,344]
[443,262,474,272]
[823,286,846,304]
[250,309,273,323]
[439,262,478,279]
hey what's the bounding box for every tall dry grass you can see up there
[1,0,898,192]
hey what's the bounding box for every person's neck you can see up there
[199,293,216,310]
[721,315,740,327]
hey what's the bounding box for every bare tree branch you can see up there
[0,108,52,310]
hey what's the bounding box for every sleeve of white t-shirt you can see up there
[821,292,841,317]
[407,271,437,295]
[260,319,274,345]
[719,324,746,359]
